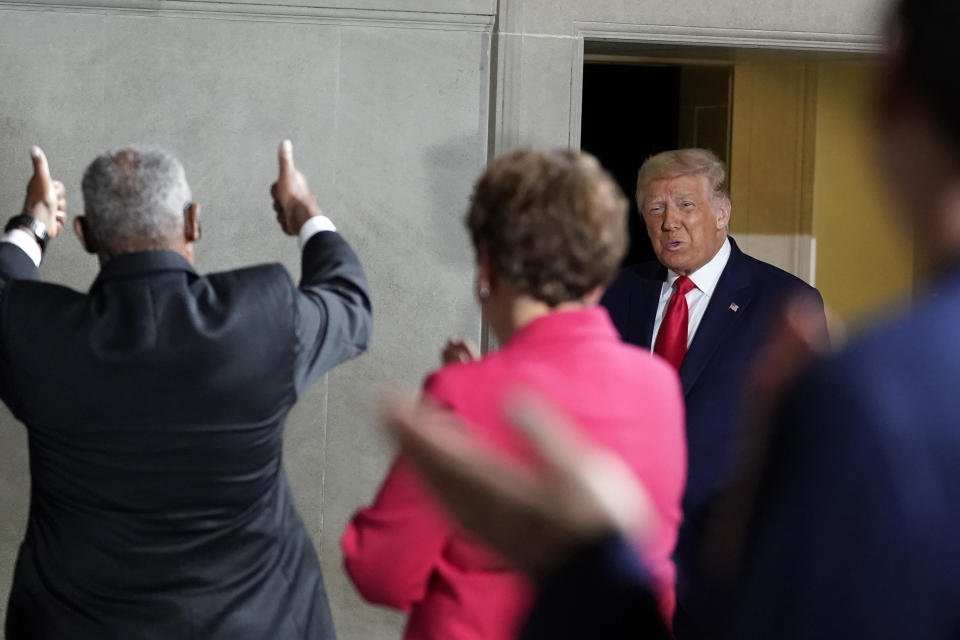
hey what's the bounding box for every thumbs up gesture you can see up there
[270,139,321,236]
[22,146,67,238]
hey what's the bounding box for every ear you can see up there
[73,216,97,254]
[715,197,731,229]
[184,202,201,243]
[476,244,495,288]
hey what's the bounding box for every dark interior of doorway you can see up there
[581,64,681,267]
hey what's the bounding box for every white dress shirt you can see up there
[651,237,731,350]
[298,214,337,248]
[1,215,336,268]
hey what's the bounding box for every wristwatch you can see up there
[5,214,48,253]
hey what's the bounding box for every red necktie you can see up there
[654,276,696,371]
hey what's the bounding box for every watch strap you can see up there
[5,215,48,252]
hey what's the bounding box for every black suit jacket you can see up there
[1,231,372,639]
[601,237,823,635]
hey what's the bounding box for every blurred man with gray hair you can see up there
[1,142,372,639]
[601,148,825,638]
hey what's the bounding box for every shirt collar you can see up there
[90,249,197,292]
[665,237,731,297]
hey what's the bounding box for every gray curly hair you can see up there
[81,147,190,255]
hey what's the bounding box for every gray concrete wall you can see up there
[0,2,492,638]
[0,0,888,638]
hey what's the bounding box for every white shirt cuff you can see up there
[3,229,42,267]
[298,215,336,250]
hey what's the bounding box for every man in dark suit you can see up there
[600,148,824,637]
[2,141,372,639]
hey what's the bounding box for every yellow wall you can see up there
[811,61,913,324]
[728,56,913,325]
[730,61,816,236]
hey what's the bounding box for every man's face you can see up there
[641,173,730,275]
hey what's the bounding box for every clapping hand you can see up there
[744,293,832,427]
[707,292,833,579]
[441,338,480,365]
[22,146,66,238]
[381,391,653,577]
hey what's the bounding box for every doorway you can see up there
[580,49,914,324]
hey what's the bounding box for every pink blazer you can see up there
[342,307,686,640]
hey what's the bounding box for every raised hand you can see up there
[270,139,321,236]
[382,391,653,577]
[22,146,67,238]
[706,292,832,579]
[744,292,832,431]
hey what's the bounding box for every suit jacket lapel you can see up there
[679,242,753,396]
[630,266,667,349]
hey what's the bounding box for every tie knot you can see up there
[674,276,695,296]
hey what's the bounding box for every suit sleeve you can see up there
[728,364,943,640]
[0,242,40,285]
[292,231,373,394]
[520,534,671,640]
[340,373,455,611]
[341,458,452,610]
[0,242,40,403]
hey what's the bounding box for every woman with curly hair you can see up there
[342,149,686,640]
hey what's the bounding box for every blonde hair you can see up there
[635,148,729,209]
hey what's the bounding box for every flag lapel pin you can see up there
[728,302,740,312]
